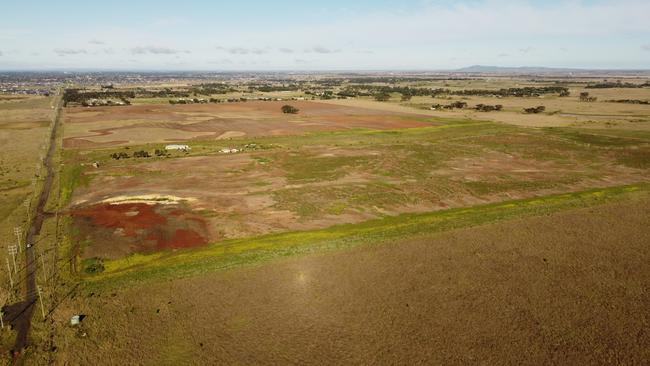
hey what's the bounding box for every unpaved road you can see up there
[3,92,62,357]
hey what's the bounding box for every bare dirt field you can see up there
[53,196,650,365]
[63,101,429,148]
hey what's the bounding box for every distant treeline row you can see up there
[190,83,237,95]
[246,84,302,92]
[606,99,650,105]
[585,81,650,89]
[63,89,135,105]
[311,77,479,85]
[349,85,570,98]
[63,88,196,105]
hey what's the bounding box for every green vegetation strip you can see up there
[84,183,649,290]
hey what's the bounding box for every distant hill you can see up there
[454,65,650,76]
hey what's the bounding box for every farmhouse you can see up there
[165,144,190,151]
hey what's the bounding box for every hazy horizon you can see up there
[1,0,650,71]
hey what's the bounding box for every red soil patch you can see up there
[156,229,207,249]
[71,202,209,259]
[73,203,166,236]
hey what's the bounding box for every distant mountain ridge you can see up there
[455,65,650,75]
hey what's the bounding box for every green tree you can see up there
[281,105,299,114]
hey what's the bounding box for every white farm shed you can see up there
[165,144,190,151]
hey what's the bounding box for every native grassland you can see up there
[0,95,54,229]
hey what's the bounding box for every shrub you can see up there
[281,105,299,114]
[523,106,546,114]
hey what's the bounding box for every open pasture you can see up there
[8,76,649,365]
[0,95,54,233]
[321,86,650,129]
[65,118,649,263]
[62,100,430,148]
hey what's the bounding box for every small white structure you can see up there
[165,144,190,151]
[219,148,239,154]
[71,315,81,326]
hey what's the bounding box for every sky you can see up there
[0,0,649,71]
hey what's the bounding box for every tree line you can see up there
[346,85,569,98]
[586,81,650,89]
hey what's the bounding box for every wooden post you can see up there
[8,246,17,274]
[37,286,45,319]
[40,251,47,283]
[14,227,23,253]
[5,259,13,289]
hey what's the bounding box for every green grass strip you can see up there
[84,183,649,290]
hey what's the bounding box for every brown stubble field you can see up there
[54,195,650,365]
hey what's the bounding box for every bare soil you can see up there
[72,202,209,259]
[55,197,650,365]
[63,101,430,148]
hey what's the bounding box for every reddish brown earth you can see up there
[63,101,431,148]
[71,203,208,259]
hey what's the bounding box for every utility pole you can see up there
[5,258,13,289]
[14,227,23,253]
[8,246,17,274]
[37,285,46,319]
[39,249,47,284]
[24,199,31,223]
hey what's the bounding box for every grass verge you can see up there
[83,183,649,290]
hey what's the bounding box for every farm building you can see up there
[165,144,190,151]
[219,148,239,154]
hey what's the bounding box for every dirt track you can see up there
[60,196,650,365]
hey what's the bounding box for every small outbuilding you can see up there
[165,144,190,151]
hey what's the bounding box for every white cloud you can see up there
[130,46,189,55]
[208,58,234,65]
[216,46,269,55]
[53,48,87,56]
[3,0,649,70]
[309,46,341,54]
